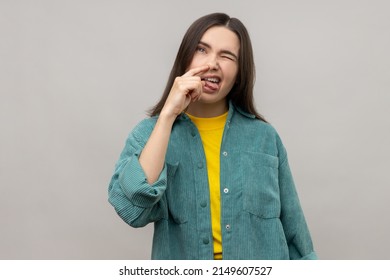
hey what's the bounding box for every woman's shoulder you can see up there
[233,114,287,157]
[235,111,279,136]
[127,117,158,142]
[134,116,158,129]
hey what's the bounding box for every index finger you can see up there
[182,65,210,77]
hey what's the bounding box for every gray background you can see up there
[1,0,389,259]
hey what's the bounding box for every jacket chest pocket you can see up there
[240,151,281,219]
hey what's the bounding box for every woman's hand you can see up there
[161,65,210,118]
[139,65,209,184]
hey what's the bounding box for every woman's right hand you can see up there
[139,65,210,184]
[160,65,210,118]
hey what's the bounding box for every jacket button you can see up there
[222,151,228,156]
[200,201,207,208]
[223,188,229,194]
[203,238,209,244]
[197,162,203,169]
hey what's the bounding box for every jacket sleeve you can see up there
[108,120,168,228]
[277,141,318,260]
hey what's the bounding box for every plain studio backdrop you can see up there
[1,0,389,260]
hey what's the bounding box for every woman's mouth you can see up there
[201,77,220,92]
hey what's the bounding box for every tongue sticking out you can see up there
[203,80,219,92]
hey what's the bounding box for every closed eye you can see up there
[221,55,235,61]
[221,51,237,62]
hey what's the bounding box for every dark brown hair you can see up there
[148,13,266,122]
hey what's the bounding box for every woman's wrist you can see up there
[159,108,179,124]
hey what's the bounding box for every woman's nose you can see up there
[207,55,219,70]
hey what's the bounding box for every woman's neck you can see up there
[186,99,228,118]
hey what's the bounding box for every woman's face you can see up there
[187,26,240,107]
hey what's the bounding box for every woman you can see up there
[108,13,317,260]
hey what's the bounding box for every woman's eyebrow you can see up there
[198,41,238,61]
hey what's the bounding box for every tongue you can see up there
[204,80,219,91]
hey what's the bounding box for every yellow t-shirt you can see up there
[186,111,228,260]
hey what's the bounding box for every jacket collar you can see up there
[179,100,255,121]
[230,101,256,119]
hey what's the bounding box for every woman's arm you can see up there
[278,154,317,259]
[138,113,176,184]
[108,65,209,227]
[139,65,209,184]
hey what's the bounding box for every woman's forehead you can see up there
[199,26,240,54]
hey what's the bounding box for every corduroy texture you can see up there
[186,111,228,260]
[108,102,317,260]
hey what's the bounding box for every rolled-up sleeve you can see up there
[108,120,168,228]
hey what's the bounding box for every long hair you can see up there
[148,13,266,122]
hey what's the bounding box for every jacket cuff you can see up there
[119,155,167,208]
[299,251,318,260]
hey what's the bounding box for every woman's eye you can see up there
[222,55,234,61]
[197,47,206,53]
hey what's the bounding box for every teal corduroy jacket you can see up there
[108,103,317,260]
